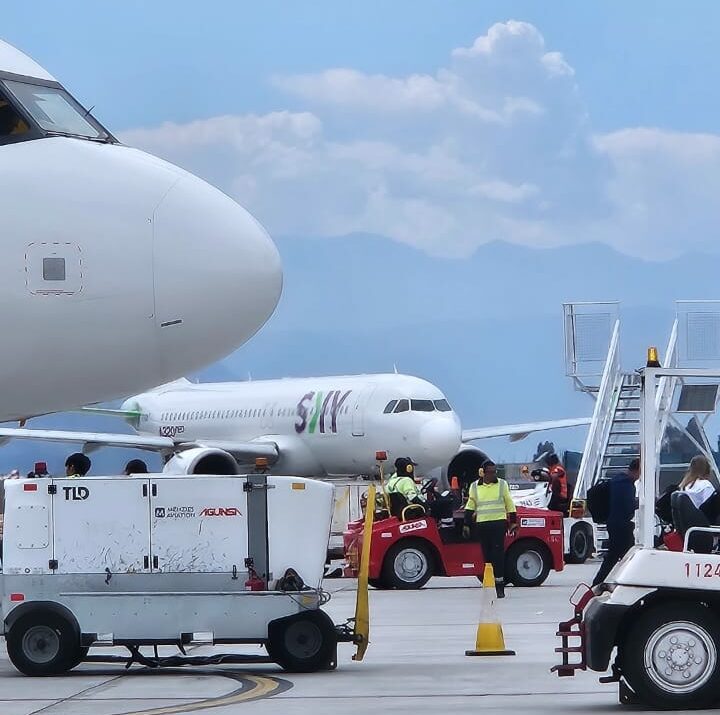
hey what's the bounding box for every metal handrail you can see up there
[574,320,621,498]
[655,320,678,453]
[563,301,620,381]
[683,526,720,552]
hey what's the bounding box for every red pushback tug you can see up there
[343,503,564,589]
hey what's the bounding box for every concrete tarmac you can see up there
[0,562,712,714]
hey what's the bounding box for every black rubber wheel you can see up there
[381,540,434,590]
[67,646,89,670]
[565,523,594,564]
[620,602,720,709]
[505,540,551,587]
[368,577,391,589]
[6,612,80,676]
[267,610,337,673]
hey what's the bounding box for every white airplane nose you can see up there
[152,176,282,373]
[419,417,462,465]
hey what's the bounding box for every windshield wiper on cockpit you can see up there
[43,130,113,144]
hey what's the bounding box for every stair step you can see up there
[615,407,640,412]
[602,459,640,467]
[612,418,640,424]
[609,432,640,438]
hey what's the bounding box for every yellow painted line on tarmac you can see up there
[118,672,288,715]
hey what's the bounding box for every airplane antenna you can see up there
[393,363,398,374]
[248,372,252,382]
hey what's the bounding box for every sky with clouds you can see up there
[5,1,720,261]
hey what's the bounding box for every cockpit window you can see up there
[434,399,452,412]
[394,399,409,413]
[3,80,108,141]
[411,399,435,412]
[383,400,397,414]
[0,91,30,138]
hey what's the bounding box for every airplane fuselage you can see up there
[0,40,282,420]
[127,374,463,477]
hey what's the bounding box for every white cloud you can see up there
[274,69,446,112]
[593,128,720,257]
[121,21,720,259]
[470,180,539,203]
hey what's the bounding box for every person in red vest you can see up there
[545,453,569,516]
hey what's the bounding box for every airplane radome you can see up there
[0,39,282,421]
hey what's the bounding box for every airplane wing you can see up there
[0,427,279,461]
[462,417,592,444]
[0,427,174,452]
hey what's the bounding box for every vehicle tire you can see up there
[505,540,551,587]
[66,646,89,671]
[620,602,720,709]
[267,610,337,673]
[6,611,80,676]
[381,540,434,590]
[368,577,391,589]
[565,523,594,564]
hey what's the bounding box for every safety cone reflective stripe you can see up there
[465,564,516,657]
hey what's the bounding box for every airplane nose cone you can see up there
[418,417,462,467]
[152,177,282,372]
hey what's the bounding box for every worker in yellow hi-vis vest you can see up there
[462,459,517,598]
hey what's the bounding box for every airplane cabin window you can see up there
[394,399,409,413]
[3,80,108,141]
[434,399,452,412]
[411,399,435,412]
[383,400,397,414]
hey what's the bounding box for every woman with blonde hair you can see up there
[679,455,717,514]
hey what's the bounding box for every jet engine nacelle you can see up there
[162,447,239,475]
[445,444,491,490]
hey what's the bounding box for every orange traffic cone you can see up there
[465,564,515,657]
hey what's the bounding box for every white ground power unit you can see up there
[0,473,358,676]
